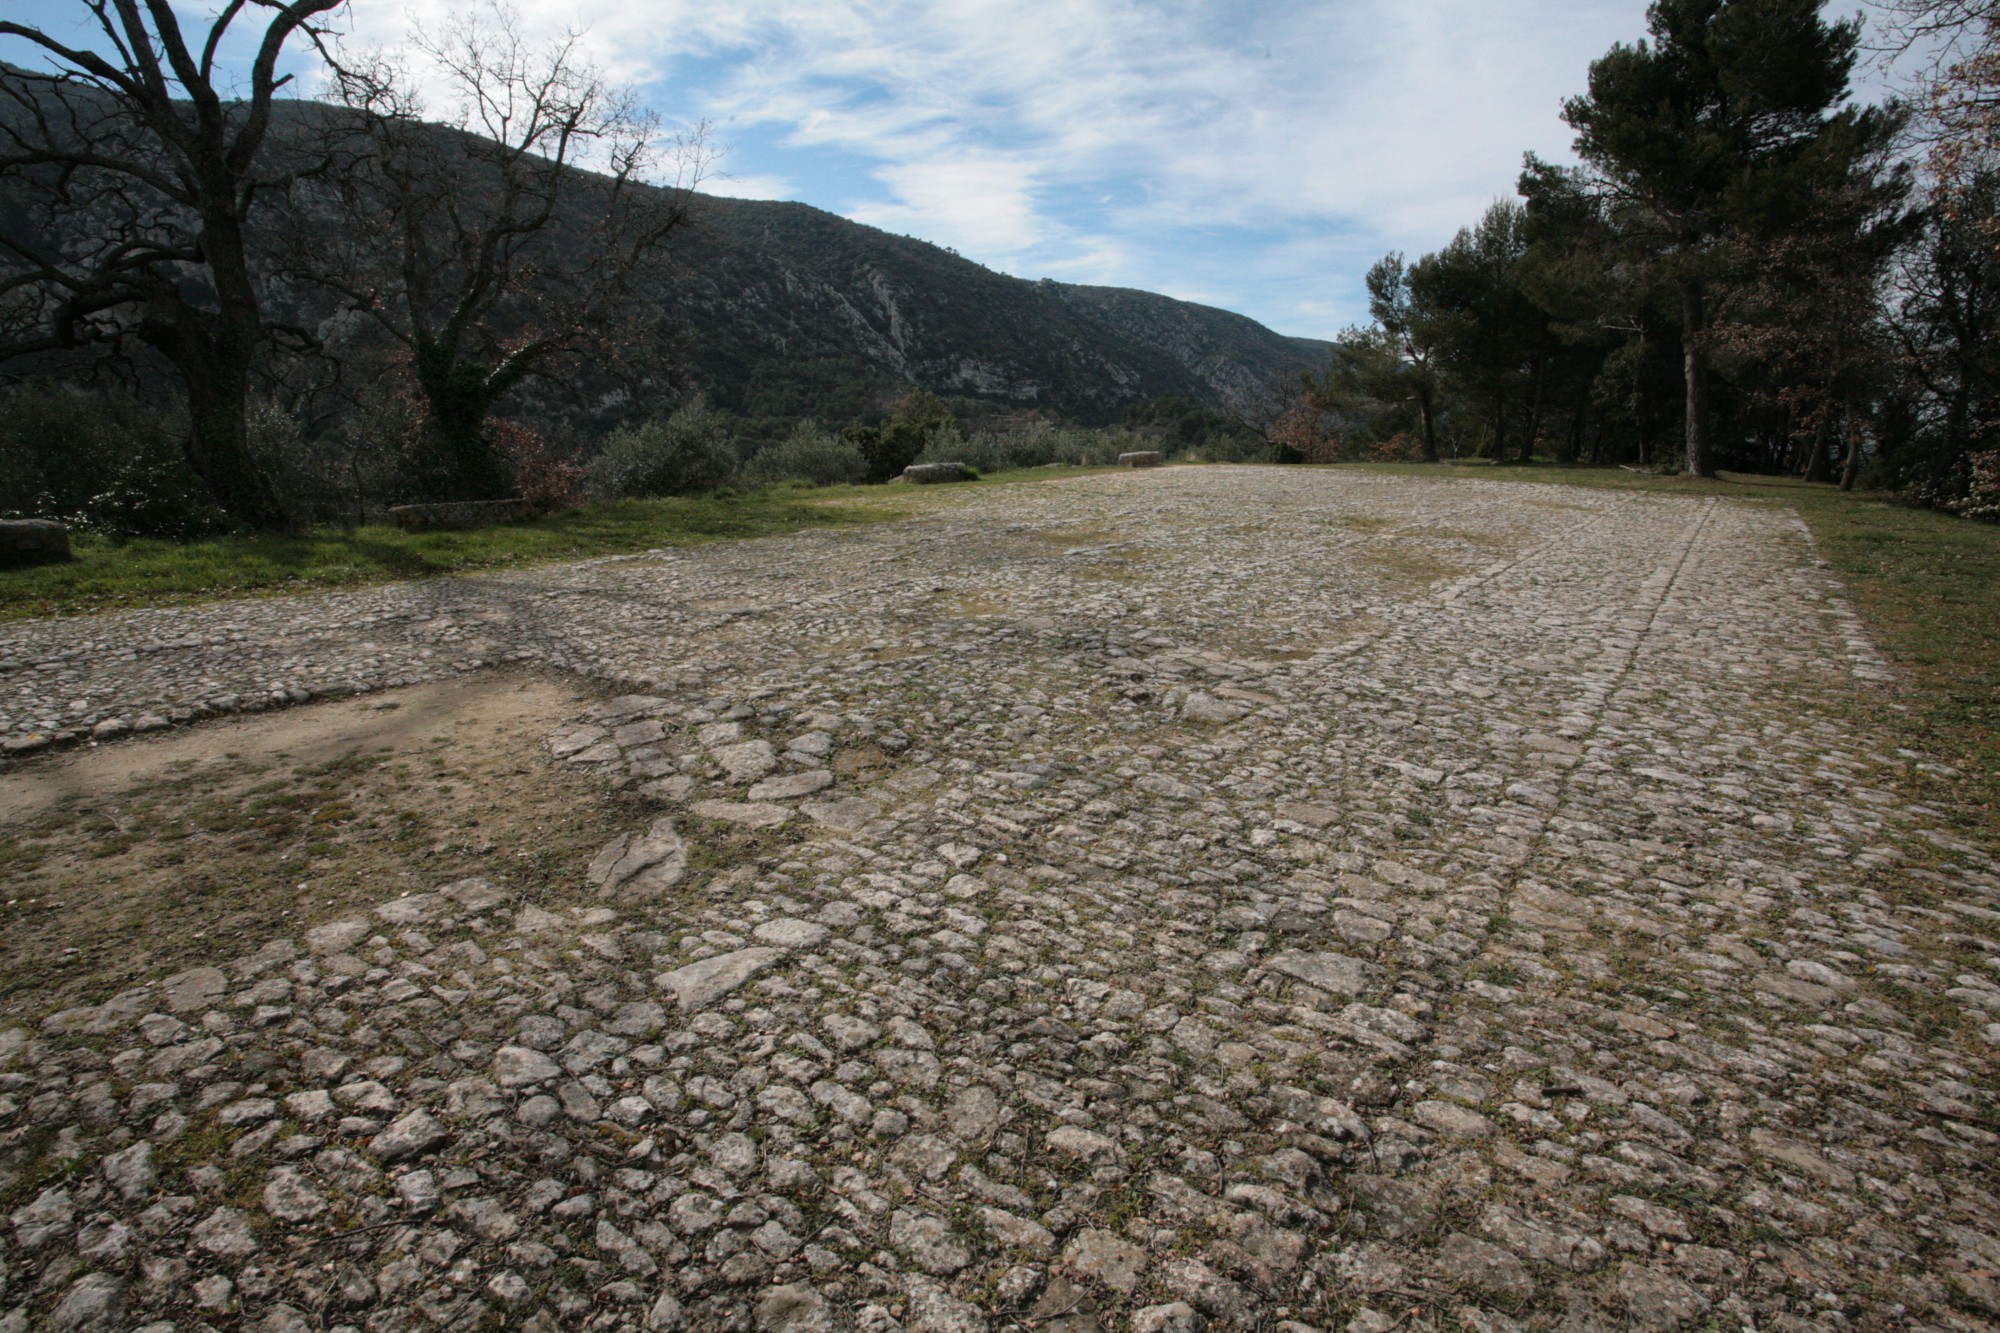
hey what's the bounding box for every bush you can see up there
[0,382,241,540]
[85,456,235,541]
[588,401,736,500]
[497,420,586,511]
[849,389,958,482]
[246,396,375,528]
[742,423,867,488]
[920,421,1144,472]
[1914,448,2000,522]
[0,383,180,520]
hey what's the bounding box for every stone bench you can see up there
[386,498,538,531]
[901,463,976,484]
[1117,451,1164,468]
[0,519,71,568]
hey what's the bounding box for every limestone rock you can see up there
[749,769,835,802]
[799,795,881,830]
[492,1045,562,1087]
[657,947,786,1010]
[712,739,779,784]
[0,518,70,568]
[1183,692,1247,723]
[588,818,688,899]
[1434,1232,1532,1303]
[47,1272,124,1332]
[1064,1227,1149,1290]
[757,1283,835,1333]
[371,1110,450,1162]
[691,799,792,828]
[1267,949,1378,995]
[753,918,830,949]
[903,462,976,484]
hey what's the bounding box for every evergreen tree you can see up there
[1409,202,1547,461]
[1363,255,1444,462]
[1561,0,1866,476]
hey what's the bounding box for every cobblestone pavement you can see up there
[2,466,1998,1333]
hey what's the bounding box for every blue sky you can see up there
[5,1,1915,339]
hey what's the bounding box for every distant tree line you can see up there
[1297,0,2000,517]
[0,4,1277,538]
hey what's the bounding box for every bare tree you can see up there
[1873,2,2000,254]
[320,6,706,501]
[0,0,345,526]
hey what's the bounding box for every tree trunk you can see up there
[1838,407,1864,492]
[140,304,280,528]
[132,225,283,527]
[1802,420,1832,483]
[411,340,514,502]
[1524,355,1547,463]
[183,361,277,527]
[1945,385,1971,478]
[1417,389,1440,463]
[1677,276,1714,477]
[1563,387,1587,464]
[1491,391,1507,463]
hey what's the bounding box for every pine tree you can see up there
[1562,0,1864,477]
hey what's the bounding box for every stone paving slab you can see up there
[1,467,1996,1333]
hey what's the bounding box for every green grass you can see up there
[0,486,901,622]
[0,467,1124,623]
[1351,461,2000,835]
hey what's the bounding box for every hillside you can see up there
[0,79,1330,430]
[662,194,1330,424]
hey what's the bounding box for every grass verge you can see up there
[1352,461,2000,836]
[0,486,912,622]
[0,465,1122,623]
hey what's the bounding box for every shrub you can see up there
[497,420,586,511]
[1965,450,2000,522]
[922,422,1144,472]
[245,396,369,528]
[1915,448,2000,522]
[588,401,736,500]
[743,423,868,488]
[0,382,243,539]
[850,389,958,482]
[0,383,179,520]
[85,456,235,541]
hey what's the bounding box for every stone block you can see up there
[902,462,975,484]
[1118,451,1164,468]
[0,519,71,567]
[386,498,537,530]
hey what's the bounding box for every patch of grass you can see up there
[0,489,903,621]
[1351,462,2000,837]
[0,678,637,1020]
[0,466,1122,622]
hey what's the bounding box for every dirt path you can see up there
[0,467,1994,1333]
[0,673,615,1021]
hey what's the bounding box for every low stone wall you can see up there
[387,499,538,531]
[1117,451,1164,468]
[901,463,975,484]
[0,519,71,568]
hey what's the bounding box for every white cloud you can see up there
[346,1,1885,331]
[848,153,1052,256]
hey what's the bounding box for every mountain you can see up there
[666,194,1331,425]
[0,74,1330,431]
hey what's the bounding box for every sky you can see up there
[5,1,1919,340]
